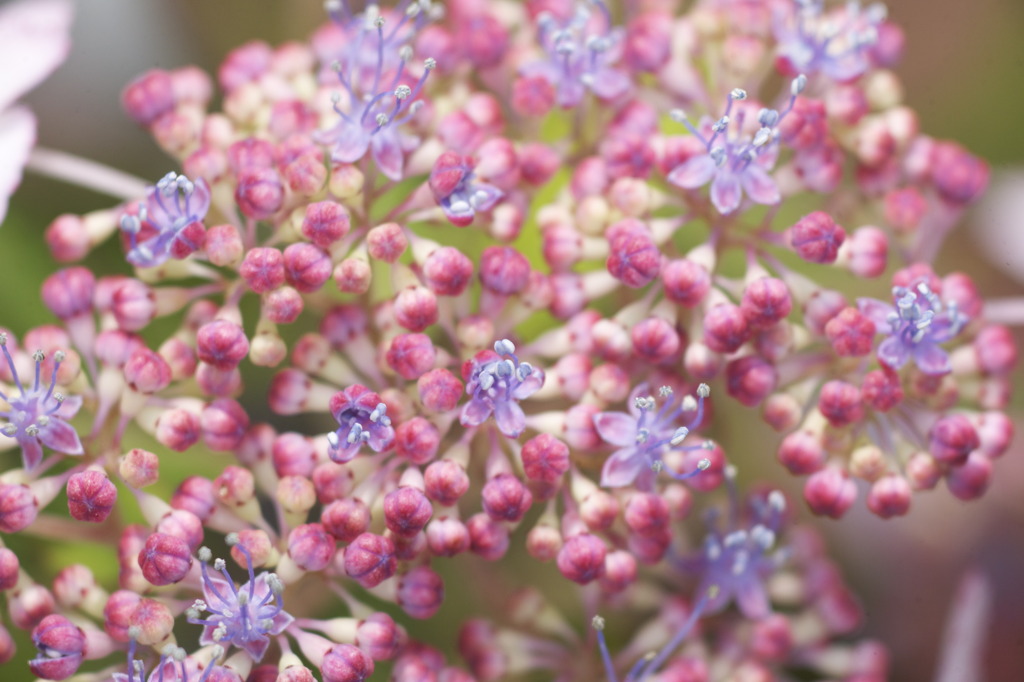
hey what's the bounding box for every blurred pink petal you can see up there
[934,570,991,682]
[0,106,36,224]
[0,0,74,111]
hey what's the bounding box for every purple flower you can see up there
[684,489,787,620]
[0,335,82,470]
[327,384,395,462]
[187,541,293,662]
[857,280,967,375]
[0,0,73,226]
[666,84,806,215]
[519,1,630,108]
[460,339,544,438]
[120,172,210,268]
[593,384,712,489]
[316,9,435,181]
[428,151,503,226]
[773,0,885,82]
[115,640,233,682]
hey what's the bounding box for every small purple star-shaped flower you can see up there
[593,383,712,490]
[857,279,967,375]
[0,334,82,470]
[119,172,210,268]
[460,339,544,438]
[666,80,805,215]
[773,0,885,83]
[187,541,293,663]
[518,0,630,108]
[326,384,395,463]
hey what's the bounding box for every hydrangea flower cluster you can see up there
[0,0,1015,681]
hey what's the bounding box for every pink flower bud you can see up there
[973,326,1017,375]
[240,247,285,293]
[204,224,244,266]
[394,286,439,332]
[777,430,826,475]
[0,483,37,533]
[284,243,332,293]
[741,278,793,330]
[272,432,316,478]
[129,597,175,645]
[818,380,864,427]
[395,417,441,465]
[520,433,570,484]
[344,533,397,588]
[102,590,140,642]
[235,167,285,220]
[750,614,793,662]
[481,474,533,523]
[946,452,992,501]
[624,493,669,538]
[230,529,273,568]
[844,227,888,278]
[804,468,857,519]
[321,644,374,682]
[861,368,904,411]
[526,525,562,562]
[624,12,672,72]
[606,220,660,288]
[156,408,201,452]
[804,289,848,335]
[424,460,470,506]
[883,187,926,233]
[557,534,607,584]
[703,303,750,354]
[354,612,405,662]
[41,268,95,320]
[138,532,192,586]
[466,513,510,561]
[479,246,530,295]
[929,414,980,464]
[288,523,335,572]
[29,614,85,681]
[155,509,203,552]
[214,465,255,507]
[384,487,433,538]
[9,584,54,629]
[121,69,175,126]
[866,475,912,518]
[726,355,777,407]
[124,348,172,393]
[0,548,19,590]
[631,317,681,363]
[397,566,444,620]
[112,279,156,332]
[580,491,620,532]
[600,550,638,594]
[66,471,117,523]
[284,152,328,196]
[45,214,90,262]
[197,320,249,370]
[201,398,250,451]
[426,517,471,558]
[825,308,876,357]
[422,247,474,296]
[931,141,989,204]
[171,476,216,521]
[322,498,371,543]
[418,368,463,413]
[302,201,351,248]
[367,223,408,263]
[312,461,353,504]
[779,98,827,151]
[791,212,846,264]
[661,259,711,308]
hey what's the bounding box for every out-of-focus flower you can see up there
[0,0,73,225]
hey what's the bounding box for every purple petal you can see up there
[555,79,586,109]
[877,335,910,369]
[270,608,295,635]
[494,400,526,437]
[929,314,963,343]
[588,68,630,100]
[593,411,638,447]
[740,165,780,206]
[329,441,361,464]
[709,170,743,214]
[469,183,504,213]
[202,571,234,607]
[0,0,73,111]
[913,343,951,375]
[599,447,646,488]
[441,193,475,224]
[56,394,82,419]
[18,436,43,470]
[0,106,36,225]
[513,370,545,399]
[366,424,395,452]
[667,154,717,190]
[37,418,82,455]
[856,298,896,329]
[371,130,404,181]
[460,397,493,427]
[735,577,771,620]
[242,637,271,662]
[329,121,371,164]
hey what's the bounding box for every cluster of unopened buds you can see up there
[0,0,1015,680]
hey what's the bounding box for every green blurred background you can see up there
[3,0,1024,680]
